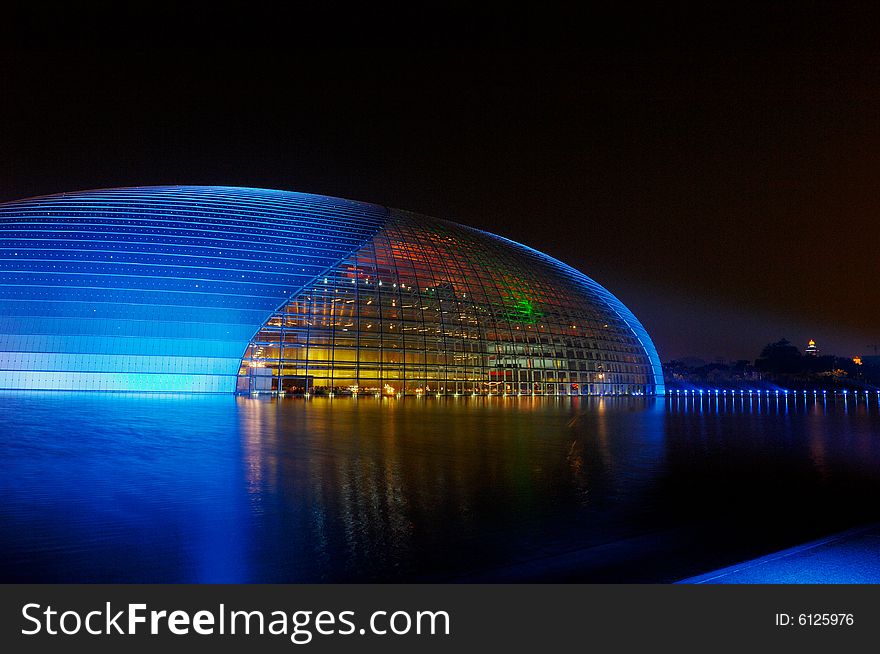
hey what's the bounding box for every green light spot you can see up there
[507,296,543,325]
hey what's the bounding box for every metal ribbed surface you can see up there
[0,186,388,391]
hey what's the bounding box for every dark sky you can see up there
[2,3,879,361]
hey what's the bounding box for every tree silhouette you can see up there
[755,338,803,374]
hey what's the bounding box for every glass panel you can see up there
[239,210,663,396]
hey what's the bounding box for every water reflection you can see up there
[0,393,878,582]
[233,396,668,581]
[0,392,251,582]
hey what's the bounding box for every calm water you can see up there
[1,392,879,583]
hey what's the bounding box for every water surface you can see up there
[1,393,879,582]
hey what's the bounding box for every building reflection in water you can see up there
[4,392,880,583]
[0,392,252,583]
[236,396,667,582]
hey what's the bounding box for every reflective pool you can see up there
[1,393,879,582]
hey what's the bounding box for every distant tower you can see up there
[805,339,819,357]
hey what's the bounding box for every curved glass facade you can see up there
[0,186,663,394]
[239,209,664,396]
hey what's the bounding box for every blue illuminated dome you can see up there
[0,186,664,395]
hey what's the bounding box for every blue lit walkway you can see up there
[679,523,880,583]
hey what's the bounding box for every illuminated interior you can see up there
[239,210,664,396]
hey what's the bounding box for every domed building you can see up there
[0,186,664,395]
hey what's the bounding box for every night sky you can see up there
[2,4,878,361]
